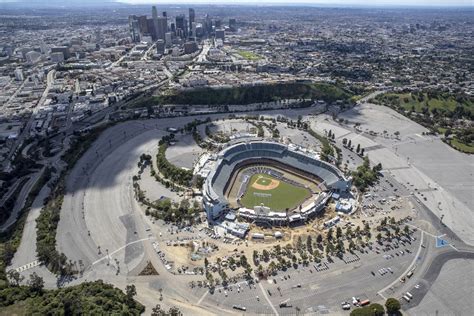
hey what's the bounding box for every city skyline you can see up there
[1,0,473,7]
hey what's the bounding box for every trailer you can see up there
[233,305,247,311]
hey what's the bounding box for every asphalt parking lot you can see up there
[199,230,421,314]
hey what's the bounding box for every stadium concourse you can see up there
[202,140,352,230]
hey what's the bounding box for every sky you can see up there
[116,0,473,6]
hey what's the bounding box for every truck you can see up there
[359,299,370,306]
[406,292,413,299]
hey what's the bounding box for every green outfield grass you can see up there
[240,173,311,211]
[237,50,262,61]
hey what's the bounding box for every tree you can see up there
[7,269,24,286]
[307,235,313,253]
[356,143,361,153]
[376,233,383,242]
[253,250,259,265]
[360,148,365,156]
[125,284,137,305]
[316,234,323,244]
[404,225,410,235]
[385,297,401,314]
[262,249,270,262]
[327,228,333,241]
[28,272,44,293]
[350,303,385,316]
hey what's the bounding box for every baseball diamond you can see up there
[240,173,311,211]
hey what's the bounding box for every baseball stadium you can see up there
[203,140,351,226]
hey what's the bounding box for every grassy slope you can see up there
[155,82,352,106]
[380,92,473,114]
[240,174,310,211]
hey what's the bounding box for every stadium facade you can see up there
[203,140,351,223]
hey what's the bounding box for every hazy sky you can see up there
[117,0,473,6]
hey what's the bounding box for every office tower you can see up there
[162,11,167,17]
[156,40,165,54]
[138,15,148,35]
[165,32,172,47]
[170,23,176,34]
[189,8,195,35]
[128,15,141,42]
[215,29,225,41]
[152,6,159,41]
[205,15,212,34]
[157,16,167,40]
[229,18,237,31]
[176,14,187,39]
[51,46,70,60]
[191,22,197,40]
[184,41,198,54]
[215,19,222,28]
[50,52,64,63]
[147,18,156,40]
[95,28,101,44]
[14,68,24,81]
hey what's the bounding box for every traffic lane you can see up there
[403,251,474,310]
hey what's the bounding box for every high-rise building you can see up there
[165,32,172,47]
[215,29,225,41]
[205,15,212,34]
[229,18,237,32]
[189,8,195,35]
[162,11,167,17]
[128,15,141,42]
[156,40,165,55]
[191,22,197,40]
[138,15,148,35]
[152,6,159,41]
[175,14,187,39]
[157,16,167,40]
[14,68,24,81]
[147,18,156,40]
[50,52,64,63]
[184,41,198,54]
[51,46,70,60]
[215,19,222,28]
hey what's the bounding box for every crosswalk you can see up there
[14,260,40,273]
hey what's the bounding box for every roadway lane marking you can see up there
[91,237,153,266]
[407,224,437,238]
[377,231,424,300]
[256,275,279,316]
[197,290,208,305]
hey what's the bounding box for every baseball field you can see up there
[239,173,311,211]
